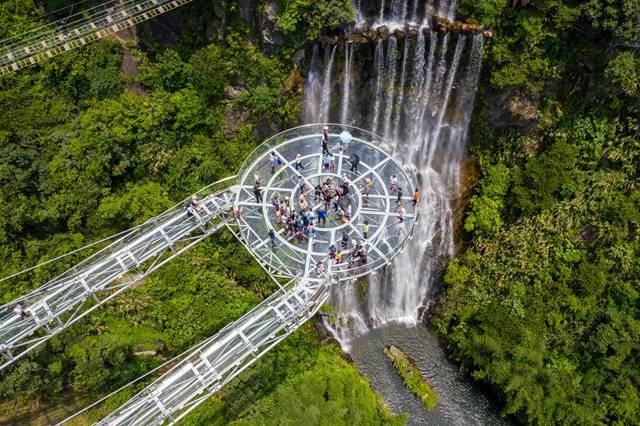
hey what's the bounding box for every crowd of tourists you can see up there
[185,126,420,276]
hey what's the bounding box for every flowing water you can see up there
[307,31,484,343]
[348,323,507,425]
[356,0,457,29]
[302,1,497,423]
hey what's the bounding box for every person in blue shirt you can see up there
[317,207,327,227]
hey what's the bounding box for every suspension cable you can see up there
[0,226,141,284]
[0,0,95,34]
[55,335,213,425]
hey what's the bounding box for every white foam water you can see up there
[304,1,483,347]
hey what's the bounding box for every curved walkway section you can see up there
[0,177,236,371]
[233,124,418,282]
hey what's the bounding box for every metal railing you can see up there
[97,274,332,425]
[238,123,418,190]
[0,176,237,370]
[0,0,196,75]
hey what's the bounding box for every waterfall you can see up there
[392,37,410,143]
[425,34,465,169]
[407,31,426,144]
[424,0,435,26]
[436,0,457,19]
[412,31,437,146]
[302,1,484,346]
[410,0,419,23]
[340,44,354,125]
[382,36,398,139]
[354,0,364,26]
[303,45,321,124]
[319,45,337,123]
[370,40,384,134]
[444,0,458,21]
[390,0,408,23]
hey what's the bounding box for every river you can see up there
[347,322,508,425]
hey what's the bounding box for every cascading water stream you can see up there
[379,0,386,24]
[365,0,458,28]
[425,34,465,170]
[382,36,398,140]
[407,31,427,144]
[412,31,438,150]
[319,45,337,123]
[392,37,410,143]
[340,44,353,125]
[370,40,385,134]
[303,45,321,124]
[303,2,483,347]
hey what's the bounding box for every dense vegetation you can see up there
[437,0,640,424]
[0,0,400,424]
[1,0,638,424]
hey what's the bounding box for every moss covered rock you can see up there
[384,344,437,411]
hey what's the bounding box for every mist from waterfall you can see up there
[303,1,483,347]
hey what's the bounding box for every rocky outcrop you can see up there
[484,88,542,132]
[376,25,390,40]
[258,0,284,54]
[330,16,493,47]
[237,0,254,25]
[432,15,493,38]
[223,85,249,100]
[319,35,340,45]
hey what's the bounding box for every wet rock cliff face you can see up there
[138,0,287,55]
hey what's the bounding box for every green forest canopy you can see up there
[0,0,638,424]
[438,0,640,424]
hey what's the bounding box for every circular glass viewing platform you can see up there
[233,124,418,282]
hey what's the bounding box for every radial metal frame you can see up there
[233,125,418,282]
[0,177,237,371]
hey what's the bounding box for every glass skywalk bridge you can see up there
[0,177,236,369]
[0,125,418,425]
[0,0,197,75]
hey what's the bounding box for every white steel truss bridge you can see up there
[0,176,236,368]
[0,124,418,425]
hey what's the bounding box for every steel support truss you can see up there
[0,177,237,371]
[0,0,196,75]
[97,273,332,426]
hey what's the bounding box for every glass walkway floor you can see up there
[233,124,418,282]
[1,124,418,425]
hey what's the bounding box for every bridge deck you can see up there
[0,177,235,370]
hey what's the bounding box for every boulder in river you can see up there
[384,344,437,411]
